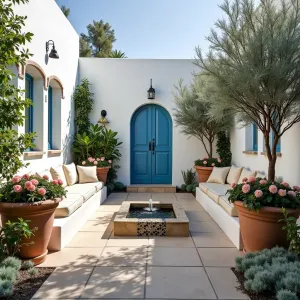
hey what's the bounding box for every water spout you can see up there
[143,198,158,212]
[149,198,153,211]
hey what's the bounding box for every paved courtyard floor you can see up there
[34,193,248,300]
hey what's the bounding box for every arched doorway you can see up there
[130,104,172,184]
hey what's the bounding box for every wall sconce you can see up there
[98,110,109,124]
[147,79,155,99]
[46,40,59,59]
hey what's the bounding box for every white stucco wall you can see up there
[79,59,210,186]
[231,122,300,186]
[13,0,79,173]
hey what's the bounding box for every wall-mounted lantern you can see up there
[46,40,59,59]
[147,79,155,100]
[98,110,109,124]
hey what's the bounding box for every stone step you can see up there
[127,185,176,193]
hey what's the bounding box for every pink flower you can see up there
[293,186,300,192]
[52,180,59,185]
[269,185,278,194]
[242,177,248,183]
[25,181,33,189]
[203,161,207,165]
[11,176,21,184]
[242,184,251,194]
[288,191,296,197]
[254,190,263,198]
[43,175,49,180]
[248,176,256,183]
[27,184,36,192]
[22,174,30,179]
[231,183,236,189]
[82,161,86,165]
[30,179,39,186]
[57,179,63,185]
[100,157,105,162]
[278,189,287,197]
[37,188,46,196]
[281,181,290,188]
[108,160,112,164]
[211,163,215,167]
[259,179,268,185]
[96,158,100,161]
[88,157,93,162]
[13,185,22,193]
[94,161,98,165]
[217,158,222,163]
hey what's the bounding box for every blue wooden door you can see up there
[131,105,172,184]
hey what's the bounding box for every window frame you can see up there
[25,73,34,134]
[48,86,53,150]
[252,123,258,151]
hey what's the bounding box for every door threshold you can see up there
[127,185,176,193]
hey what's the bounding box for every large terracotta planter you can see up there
[234,201,300,252]
[194,166,213,182]
[96,166,111,184]
[0,200,60,265]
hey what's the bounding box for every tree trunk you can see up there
[268,159,276,183]
[264,132,278,182]
[209,140,213,159]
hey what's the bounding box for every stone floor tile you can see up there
[108,193,129,199]
[175,193,195,200]
[104,198,124,205]
[198,248,243,267]
[97,246,147,266]
[186,211,213,222]
[39,247,103,267]
[191,232,235,248]
[80,220,114,232]
[148,236,195,248]
[67,232,109,248]
[146,266,216,299]
[127,192,152,199]
[189,221,223,233]
[97,205,121,212]
[151,193,177,201]
[206,267,250,299]
[82,266,145,298]
[107,233,149,247]
[89,211,115,222]
[32,267,93,299]
[147,247,202,266]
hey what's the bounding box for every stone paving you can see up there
[33,192,249,300]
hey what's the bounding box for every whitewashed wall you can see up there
[13,0,79,173]
[79,59,210,186]
[231,123,300,186]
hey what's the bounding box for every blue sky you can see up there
[56,0,225,58]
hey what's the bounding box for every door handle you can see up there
[151,139,155,154]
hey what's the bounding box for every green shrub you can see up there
[114,182,125,190]
[181,184,186,191]
[192,186,196,193]
[236,247,300,300]
[0,279,13,297]
[0,267,17,283]
[27,267,38,277]
[21,260,34,270]
[186,185,193,192]
[181,169,196,186]
[106,182,115,193]
[0,257,21,271]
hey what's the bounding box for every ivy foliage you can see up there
[0,0,35,181]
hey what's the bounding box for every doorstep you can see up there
[127,185,176,193]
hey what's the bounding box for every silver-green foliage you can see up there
[21,260,34,270]
[0,257,21,271]
[236,247,300,299]
[27,267,38,277]
[0,279,13,297]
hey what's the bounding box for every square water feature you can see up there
[114,200,189,237]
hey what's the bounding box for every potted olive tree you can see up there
[173,77,232,182]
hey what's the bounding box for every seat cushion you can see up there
[74,182,104,192]
[219,195,238,217]
[65,185,96,202]
[55,195,83,218]
[226,166,243,185]
[63,163,78,186]
[202,183,231,204]
[199,183,208,193]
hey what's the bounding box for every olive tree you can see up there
[195,0,300,181]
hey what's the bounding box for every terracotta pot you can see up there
[0,200,60,265]
[96,166,111,184]
[194,166,214,182]
[234,201,300,252]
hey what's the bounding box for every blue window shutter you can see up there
[25,73,34,133]
[252,123,258,151]
[48,86,53,150]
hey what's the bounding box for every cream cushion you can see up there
[63,163,78,186]
[55,195,83,218]
[199,183,208,193]
[207,167,231,184]
[75,182,104,192]
[238,169,257,184]
[65,184,95,202]
[50,166,68,187]
[226,166,243,185]
[201,183,231,204]
[77,166,98,184]
[219,195,238,217]
[36,170,53,181]
[256,172,267,179]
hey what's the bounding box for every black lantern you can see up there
[147,79,155,99]
[46,40,59,59]
[98,110,109,124]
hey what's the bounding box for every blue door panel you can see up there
[131,104,172,184]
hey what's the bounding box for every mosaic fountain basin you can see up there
[114,201,189,237]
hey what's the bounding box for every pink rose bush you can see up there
[195,157,224,167]
[81,156,112,168]
[226,176,300,211]
[0,174,66,203]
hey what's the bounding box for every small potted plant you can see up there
[81,157,112,184]
[194,158,223,182]
[227,177,300,252]
[0,174,66,265]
